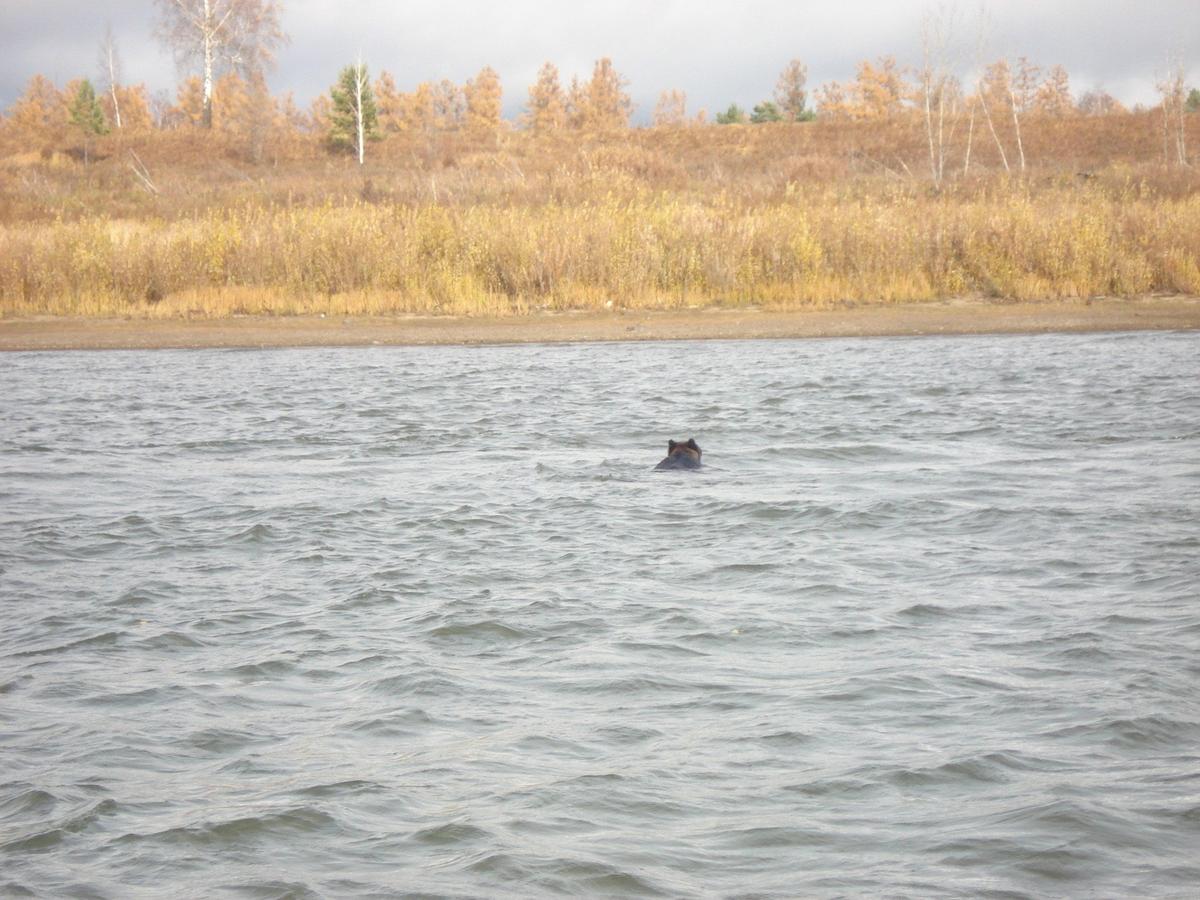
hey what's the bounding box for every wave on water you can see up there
[1,332,1198,897]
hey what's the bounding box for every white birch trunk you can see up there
[1174,78,1189,166]
[963,100,975,177]
[1009,86,1026,173]
[105,42,122,129]
[923,78,938,185]
[355,58,366,165]
[202,0,215,128]
[979,82,1010,173]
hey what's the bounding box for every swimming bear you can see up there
[655,438,702,470]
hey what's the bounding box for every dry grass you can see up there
[1,113,1198,318]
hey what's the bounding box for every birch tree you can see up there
[918,8,957,186]
[97,24,123,129]
[1156,55,1189,167]
[774,59,809,121]
[1008,57,1039,172]
[329,58,379,164]
[154,0,286,129]
[977,60,1012,173]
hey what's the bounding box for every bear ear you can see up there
[667,440,677,451]
[686,438,699,450]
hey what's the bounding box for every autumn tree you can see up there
[1076,89,1125,117]
[774,59,809,121]
[8,75,67,145]
[154,0,287,129]
[565,76,586,128]
[307,93,332,134]
[1034,65,1073,117]
[175,76,206,126]
[402,82,438,133]
[105,85,154,130]
[150,88,178,128]
[578,58,632,131]
[525,62,567,132]
[818,57,908,120]
[374,70,403,133]
[214,72,249,129]
[277,91,306,135]
[329,59,379,164]
[464,66,502,141]
[652,89,687,126]
[814,81,850,118]
[431,79,464,130]
[173,71,255,132]
[220,71,280,160]
[852,57,908,120]
[1011,58,1041,111]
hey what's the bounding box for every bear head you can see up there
[655,438,702,470]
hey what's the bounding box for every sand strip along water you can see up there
[2,297,1198,351]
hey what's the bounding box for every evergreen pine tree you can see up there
[715,103,747,124]
[750,101,783,123]
[69,80,109,136]
[68,79,109,163]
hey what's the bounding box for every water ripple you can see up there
[1,332,1198,897]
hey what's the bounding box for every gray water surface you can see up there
[2,332,1198,898]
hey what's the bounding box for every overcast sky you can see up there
[2,0,1197,120]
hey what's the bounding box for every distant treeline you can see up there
[3,0,1198,173]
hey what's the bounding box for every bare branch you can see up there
[154,0,287,128]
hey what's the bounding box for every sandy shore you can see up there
[2,297,1198,351]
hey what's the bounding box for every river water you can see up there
[1,331,1198,898]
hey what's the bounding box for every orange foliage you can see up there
[575,58,632,132]
[1034,66,1074,118]
[817,57,909,120]
[7,75,67,144]
[652,90,687,127]
[524,62,567,133]
[464,66,503,140]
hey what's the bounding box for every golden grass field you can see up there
[2,114,1198,320]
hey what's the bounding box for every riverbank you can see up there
[2,297,1198,351]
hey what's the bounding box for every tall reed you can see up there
[2,184,1198,317]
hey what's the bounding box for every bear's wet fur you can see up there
[655,438,702,470]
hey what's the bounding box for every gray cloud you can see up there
[2,0,1196,119]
